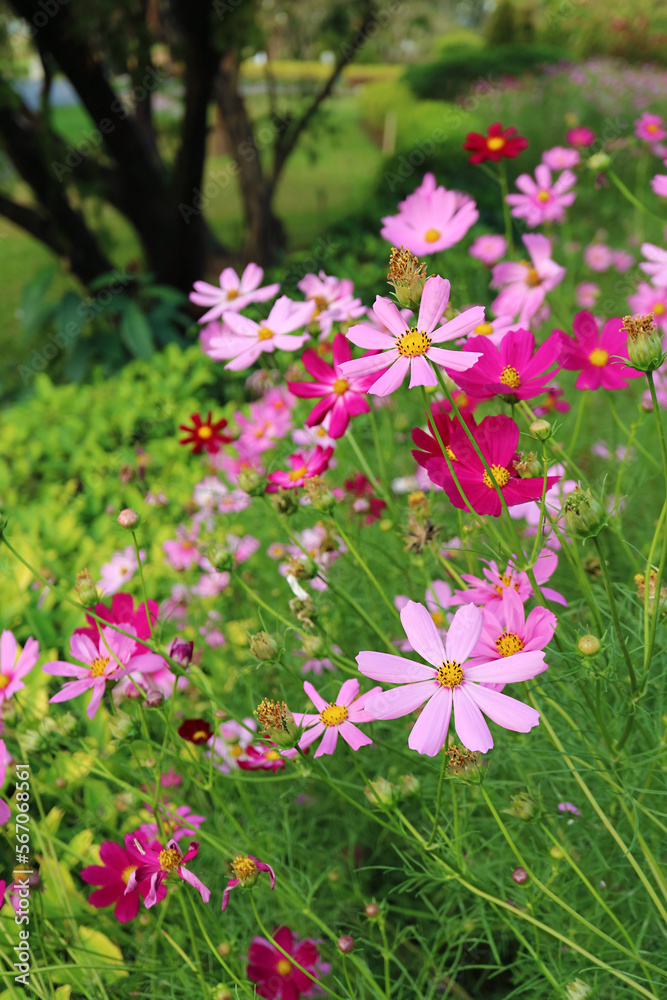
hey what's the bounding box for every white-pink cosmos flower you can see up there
[297,272,366,338]
[639,243,667,287]
[380,174,479,255]
[0,631,39,706]
[651,175,667,198]
[212,297,316,371]
[491,235,565,327]
[97,546,145,596]
[339,276,483,396]
[360,602,546,755]
[292,679,381,757]
[190,263,280,323]
[506,164,576,228]
[541,146,580,170]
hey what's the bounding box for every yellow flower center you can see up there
[445,445,456,461]
[121,864,137,885]
[499,365,521,389]
[526,267,542,287]
[289,465,308,481]
[232,855,258,881]
[192,729,209,742]
[229,743,244,758]
[431,610,445,628]
[483,464,511,489]
[396,327,432,357]
[0,674,10,689]
[226,289,239,300]
[310,295,329,318]
[537,190,551,203]
[320,703,348,726]
[487,136,506,150]
[333,377,349,395]
[158,847,182,872]
[653,302,665,316]
[258,326,274,341]
[493,573,518,597]
[90,656,110,678]
[424,228,441,243]
[437,660,463,687]
[276,959,292,976]
[197,426,213,439]
[647,123,660,133]
[588,348,609,367]
[265,750,281,760]
[495,631,525,656]
[475,322,494,336]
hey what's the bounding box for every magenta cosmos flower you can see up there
[628,283,667,334]
[449,327,562,401]
[287,333,375,438]
[359,602,546,755]
[214,297,316,371]
[43,626,165,719]
[247,925,328,1000]
[339,276,483,396]
[558,311,643,390]
[190,263,280,323]
[80,833,165,922]
[380,176,479,255]
[635,112,666,143]
[468,588,557,690]
[266,445,333,492]
[0,631,39,706]
[75,593,158,654]
[639,243,667,287]
[222,854,276,911]
[297,271,365,338]
[425,414,560,517]
[450,551,566,609]
[491,235,565,328]
[292,679,380,757]
[126,837,210,908]
[566,126,595,147]
[506,164,576,228]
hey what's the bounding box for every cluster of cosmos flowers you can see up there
[3,108,667,999]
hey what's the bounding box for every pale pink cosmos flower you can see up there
[576,282,600,308]
[611,250,634,273]
[491,235,566,328]
[635,112,666,143]
[199,610,226,649]
[190,263,280,323]
[395,580,453,651]
[469,234,508,267]
[651,175,667,198]
[541,146,580,170]
[584,244,612,272]
[191,571,230,598]
[380,175,479,255]
[506,164,576,228]
[97,546,144,596]
[291,415,338,451]
[0,631,39,706]
[628,283,667,333]
[212,444,264,485]
[126,838,210,908]
[266,446,333,491]
[469,589,557,687]
[163,525,203,572]
[292,679,380,757]
[339,276,483,396]
[43,626,165,719]
[360,602,546,755]
[450,551,567,609]
[297,272,365,338]
[192,476,230,511]
[139,805,206,844]
[639,243,667,287]
[213,297,316,371]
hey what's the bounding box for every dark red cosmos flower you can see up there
[177,718,214,745]
[344,473,387,524]
[178,412,234,455]
[463,122,528,164]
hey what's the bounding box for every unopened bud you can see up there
[145,690,163,708]
[237,468,265,496]
[213,989,232,1000]
[75,568,98,607]
[337,935,355,953]
[622,313,665,373]
[511,866,529,885]
[117,508,139,529]
[506,793,538,822]
[549,844,565,860]
[217,942,231,957]
[398,774,420,797]
[249,631,279,662]
[207,543,234,572]
[577,634,600,656]
[55,777,66,790]
[514,451,541,478]
[587,151,610,172]
[364,902,380,919]
[271,489,299,516]
[562,486,607,539]
[364,776,398,807]
[167,637,194,667]
[303,476,335,513]
[529,418,552,441]
[565,979,593,1000]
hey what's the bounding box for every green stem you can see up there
[644,371,667,673]
[426,751,447,847]
[608,169,666,222]
[593,535,638,695]
[131,527,154,637]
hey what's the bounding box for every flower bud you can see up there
[562,486,607,539]
[286,555,318,581]
[117,508,139,529]
[217,942,231,958]
[300,634,322,657]
[398,774,420,797]
[271,489,299,516]
[514,451,541,478]
[303,476,336,513]
[587,151,610,172]
[337,935,355,954]
[237,468,265,496]
[207,543,234,573]
[549,844,564,860]
[255,698,298,748]
[445,745,482,780]
[145,690,164,708]
[364,776,398,807]
[529,418,552,441]
[213,988,233,1000]
[364,902,380,919]
[249,631,279,662]
[55,777,66,790]
[511,866,529,885]
[506,793,538,822]
[565,979,593,1000]
[387,246,428,309]
[167,637,194,667]
[577,634,600,656]
[622,313,665,373]
[75,568,98,607]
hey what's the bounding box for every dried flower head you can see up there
[387,246,428,308]
[622,312,665,372]
[403,516,440,554]
[255,698,298,747]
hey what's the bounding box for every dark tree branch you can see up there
[0,192,66,256]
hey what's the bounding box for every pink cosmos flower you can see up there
[43,626,165,719]
[506,164,576,228]
[449,327,562,401]
[566,126,595,147]
[126,837,210,908]
[238,745,286,772]
[213,297,316,371]
[0,739,11,825]
[266,446,333,492]
[163,525,203,572]
[611,250,634,273]
[247,926,329,999]
[464,314,517,347]
[221,854,276,911]
[139,804,206,844]
[395,581,454,650]
[190,263,280,323]
[292,679,381,758]
[575,282,600,308]
[651,175,667,198]
[541,146,580,170]
[380,175,479,255]
[80,833,165,922]
[533,383,570,417]
[558,311,643,390]
[287,333,376,438]
[491,235,565,327]
[584,244,612,272]
[558,802,581,817]
[206,718,258,773]
[469,589,557,682]
[450,551,567,608]
[425,414,560,517]
[339,276,483,396]
[628,284,667,334]
[291,417,337,451]
[359,602,546,755]
[635,112,666,143]
[75,594,158,655]
[199,610,226,649]
[297,272,365,338]
[469,234,508,266]
[639,243,667,287]
[0,631,39,706]
[97,546,145,596]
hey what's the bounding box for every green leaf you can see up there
[119,300,155,360]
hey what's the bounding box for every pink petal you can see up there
[364,680,436,720]
[337,678,361,707]
[465,649,546,683]
[346,324,396,350]
[408,688,452,756]
[417,276,451,334]
[452,686,494,753]
[466,684,540,734]
[314,725,339,757]
[303,680,328,712]
[368,356,410,396]
[400,601,446,667]
[372,296,409,337]
[299,721,325,748]
[357,651,436,683]
[444,604,483,663]
[408,354,437,388]
[339,720,373,751]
